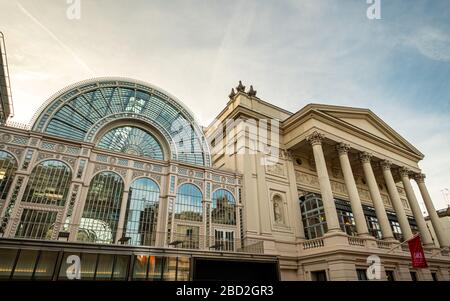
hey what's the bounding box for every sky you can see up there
[0,0,449,210]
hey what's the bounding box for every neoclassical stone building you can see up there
[0,40,449,281]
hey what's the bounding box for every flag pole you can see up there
[386,233,420,254]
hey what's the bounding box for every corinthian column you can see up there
[336,143,369,236]
[414,173,448,247]
[399,168,434,248]
[381,160,413,240]
[360,153,394,240]
[307,131,341,233]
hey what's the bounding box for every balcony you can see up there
[168,233,264,254]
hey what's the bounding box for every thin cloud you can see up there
[15,1,95,76]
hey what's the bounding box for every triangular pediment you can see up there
[288,104,424,158]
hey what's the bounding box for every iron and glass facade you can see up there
[0,76,449,281]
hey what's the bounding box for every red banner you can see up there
[408,235,428,268]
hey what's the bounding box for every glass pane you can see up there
[58,252,81,280]
[148,256,164,281]
[97,126,164,160]
[124,178,160,246]
[112,255,130,281]
[177,257,190,281]
[78,172,124,244]
[132,255,148,280]
[80,253,97,280]
[34,251,58,280]
[162,257,177,281]
[175,184,203,222]
[95,254,114,280]
[0,249,18,279]
[12,250,39,280]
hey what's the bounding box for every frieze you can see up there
[177,177,189,186]
[61,156,77,169]
[132,170,146,179]
[212,183,222,192]
[114,168,127,178]
[30,138,39,146]
[266,163,285,177]
[193,180,204,189]
[6,146,24,158]
[37,152,54,161]
[150,174,162,185]
[93,164,108,174]
[225,185,236,194]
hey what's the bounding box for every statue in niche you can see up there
[273,197,284,224]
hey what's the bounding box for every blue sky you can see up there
[0,0,449,209]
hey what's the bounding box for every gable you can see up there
[339,117,395,143]
[309,105,423,158]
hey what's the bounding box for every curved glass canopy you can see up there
[31,78,211,166]
[97,126,164,160]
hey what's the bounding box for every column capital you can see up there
[336,143,350,155]
[306,131,324,146]
[399,167,412,178]
[359,152,373,164]
[380,160,392,171]
[414,173,426,183]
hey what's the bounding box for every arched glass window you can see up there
[212,189,236,225]
[124,178,160,246]
[300,193,327,239]
[78,172,124,244]
[21,160,72,206]
[0,151,18,202]
[175,184,203,222]
[97,126,164,160]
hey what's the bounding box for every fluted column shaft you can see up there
[307,132,341,233]
[415,174,448,247]
[337,143,369,236]
[400,168,434,247]
[381,161,413,240]
[360,153,394,240]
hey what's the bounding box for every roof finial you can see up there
[236,80,245,93]
[248,85,257,97]
[229,88,236,99]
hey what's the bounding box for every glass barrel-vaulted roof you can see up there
[97,126,164,160]
[31,78,211,167]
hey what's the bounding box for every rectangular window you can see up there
[177,257,190,281]
[112,255,130,281]
[148,256,164,281]
[357,269,368,281]
[386,270,395,281]
[76,160,86,179]
[0,249,18,279]
[34,251,58,280]
[214,229,235,251]
[410,271,418,281]
[21,150,34,170]
[15,209,58,240]
[95,254,114,280]
[311,270,327,281]
[431,272,438,281]
[132,255,148,280]
[162,257,177,281]
[175,225,200,249]
[390,221,403,241]
[366,216,382,239]
[12,250,39,280]
[80,253,97,280]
